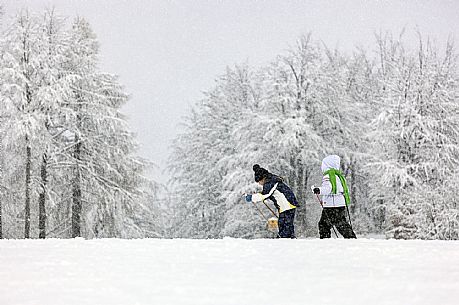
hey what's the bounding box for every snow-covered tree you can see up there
[0,4,4,239]
[35,9,70,238]
[0,10,162,239]
[368,33,459,239]
[50,17,154,238]
[168,64,272,238]
[329,47,379,234]
[0,10,44,238]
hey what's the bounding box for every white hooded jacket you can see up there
[318,155,346,208]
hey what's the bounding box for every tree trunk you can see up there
[72,135,82,238]
[38,153,47,239]
[350,159,357,214]
[0,134,3,239]
[25,135,31,239]
[0,196,2,239]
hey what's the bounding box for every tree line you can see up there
[168,32,459,240]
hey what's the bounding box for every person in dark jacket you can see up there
[245,164,298,238]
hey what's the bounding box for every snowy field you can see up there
[1,238,458,305]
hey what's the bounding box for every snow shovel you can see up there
[267,217,278,231]
[244,194,280,236]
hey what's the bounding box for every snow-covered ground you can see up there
[1,238,458,305]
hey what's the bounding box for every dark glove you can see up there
[245,194,252,202]
[313,188,320,194]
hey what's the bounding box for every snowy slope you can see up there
[1,238,458,305]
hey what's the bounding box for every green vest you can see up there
[323,168,350,206]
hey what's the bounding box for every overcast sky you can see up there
[2,0,459,183]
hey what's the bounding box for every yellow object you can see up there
[267,217,278,230]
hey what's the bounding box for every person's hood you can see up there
[270,175,283,183]
[321,155,341,173]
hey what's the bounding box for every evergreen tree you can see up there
[1,10,42,238]
[57,18,150,238]
[0,10,161,239]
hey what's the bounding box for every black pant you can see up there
[319,207,356,239]
[278,208,296,238]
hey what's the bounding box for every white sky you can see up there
[2,0,459,183]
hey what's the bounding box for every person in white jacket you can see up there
[312,155,356,239]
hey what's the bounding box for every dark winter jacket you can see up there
[252,175,299,213]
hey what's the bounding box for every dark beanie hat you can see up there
[253,164,270,182]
